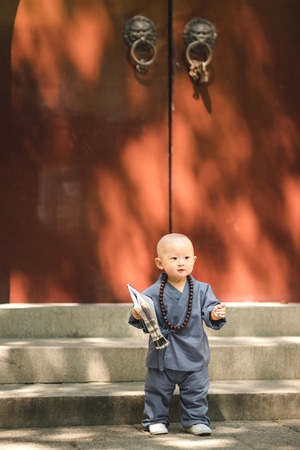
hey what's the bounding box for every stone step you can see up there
[0,303,299,338]
[0,380,299,428]
[0,336,299,383]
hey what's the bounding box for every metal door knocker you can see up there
[123,16,157,74]
[184,18,217,84]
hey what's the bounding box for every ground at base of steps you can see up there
[0,420,299,450]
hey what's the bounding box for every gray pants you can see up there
[142,366,210,429]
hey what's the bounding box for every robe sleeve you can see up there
[201,283,226,330]
[128,312,149,333]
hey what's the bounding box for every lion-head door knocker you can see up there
[183,18,217,84]
[123,16,157,74]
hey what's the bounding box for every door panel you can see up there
[172,0,300,302]
[9,0,169,302]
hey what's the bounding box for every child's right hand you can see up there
[211,303,226,320]
[132,307,142,320]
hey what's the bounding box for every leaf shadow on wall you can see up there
[172,0,300,302]
[8,0,169,302]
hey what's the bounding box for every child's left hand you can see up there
[211,303,226,321]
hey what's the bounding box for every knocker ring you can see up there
[130,38,157,74]
[185,41,212,83]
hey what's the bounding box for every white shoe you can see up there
[186,424,212,435]
[149,423,168,435]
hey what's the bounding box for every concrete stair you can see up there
[0,303,299,428]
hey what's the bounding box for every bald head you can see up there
[156,233,194,259]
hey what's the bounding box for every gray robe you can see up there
[129,274,226,372]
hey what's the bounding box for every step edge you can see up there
[0,336,299,347]
[0,379,299,398]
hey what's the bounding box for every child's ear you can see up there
[155,258,164,270]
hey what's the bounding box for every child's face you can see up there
[155,237,197,282]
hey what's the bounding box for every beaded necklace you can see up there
[159,273,194,330]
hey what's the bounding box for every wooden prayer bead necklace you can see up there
[159,273,194,330]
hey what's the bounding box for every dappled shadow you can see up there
[171,0,300,302]
[0,0,299,302]
[7,0,170,302]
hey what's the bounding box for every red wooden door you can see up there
[1,0,300,303]
[171,0,300,303]
[9,0,170,303]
